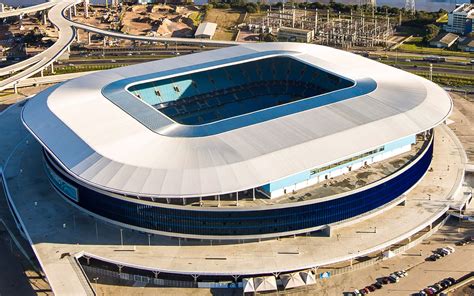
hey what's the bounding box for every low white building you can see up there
[277,27,314,43]
[194,22,217,39]
[429,32,459,48]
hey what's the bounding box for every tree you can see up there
[202,4,213,12]
[245,2,259,13]
[259,33,277,42]
[422,24,440,43]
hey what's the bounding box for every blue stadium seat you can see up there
[129,57,353,125]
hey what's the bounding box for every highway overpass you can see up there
[0,1,57,19]
[0,0,79,92]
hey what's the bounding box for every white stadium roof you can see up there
[22,43,452,198]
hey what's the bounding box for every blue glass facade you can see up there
[43,136,433,238]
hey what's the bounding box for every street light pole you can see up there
[429,63,433,81]
[93,277,99,293]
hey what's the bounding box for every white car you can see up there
[445,246,455,253]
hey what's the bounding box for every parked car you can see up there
[395,270,407,278]
[447,277,456,285]
[373,282,382,289]
[380,277,390,285]
[360,287,370,295]
[423,288,434,295]
[445,246,455,253]
[366,285,376,292]
[439,280,449,288]
[388,274,399,283]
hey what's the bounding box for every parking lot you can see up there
[337,219,474,296]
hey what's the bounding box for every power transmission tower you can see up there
[358,0,377,9]
[359,0,376,17]
[405,0,416,15]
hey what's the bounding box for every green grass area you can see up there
[396,26,426,36]
[436,14,448,23]
[45,64,130,75]
[68,55,173,62]
[382,60,474,71]
[398,37,474,57]
[410,71,474,87]
[189,11,203,27]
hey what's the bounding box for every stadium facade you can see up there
[22,43,452,240]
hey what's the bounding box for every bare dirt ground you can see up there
[74,5,200,38]
[0,84,51,112]
[203,8,244,41]
[449,92,474,163]
[236,30,260,42]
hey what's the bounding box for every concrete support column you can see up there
[42,11,47,26]
[84,0,89,18]
[292,9,295,28]
[40,69,43,77]
[51,62,54,74]
[73,4,77,17]
[253,188,256,201]
[69,7,72,18]
[236,192,239,207]
[13,82,18,94]
[103,36,107,47]
[323,225,332,237]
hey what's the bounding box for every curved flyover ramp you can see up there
[0,1,57,19]
[0,0,79,91]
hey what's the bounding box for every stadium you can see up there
[22,42,452,241]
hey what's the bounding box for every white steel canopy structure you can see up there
[22,43,452,199]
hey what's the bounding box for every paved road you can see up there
[0,233,36,296]
[397,65,474,75]
[0,182,36,296]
